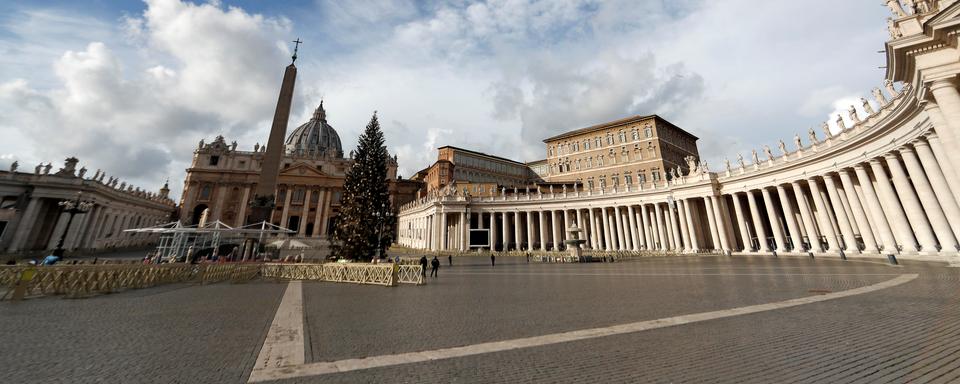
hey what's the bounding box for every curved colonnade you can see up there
[397,1,960,265]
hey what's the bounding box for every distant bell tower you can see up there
[247,39,300,225]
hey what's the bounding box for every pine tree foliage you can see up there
[331,113,393,260]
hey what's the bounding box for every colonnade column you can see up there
[460,210,468,251]
[822,175,857,252]
[575,209,585,248]
[667,203,681,250]
[489,212,497,251]
[640,205,652,249]
[775,185,803,252]
[552,210,562,251]
[730,193,751,251]
[914,139,960,243]
[870,159,919,252]
[538,211,547,251]
[439,212,447,250]
[587,209,597,249]
[514,211,522,251]
[614,206,626,250]
[602,208,613,251]
[682,199,699,251]
[836,170,877,253]
[760,188,786,253]
[885,153,938,252]
[676,201,691,252]
[745,191,769,252]
[924,131,960,205]
[901,146,958,250]
[525,211,534,251]
[627,206,639,251]
[702,197,720,251]
[853,164,898,253]
[927,79,960,173]
[807,177,839,252]
[502,211,510,251]
[653,204,666,251]
[711,196,731,252]
[791,181,819,252]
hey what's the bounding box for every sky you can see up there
[0,0,894,201]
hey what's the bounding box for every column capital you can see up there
[896,145,916,155]
[882,152,900,161]
[912,138,931,149]
[868,158,884,166]
[927,77,959,92]
[805,175,821,184]
[924,130,940,141]
[853,162,868,171]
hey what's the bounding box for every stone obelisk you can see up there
[247,40,300,226]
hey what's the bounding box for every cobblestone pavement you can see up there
[2,254,958,383]
[0,282,285,384]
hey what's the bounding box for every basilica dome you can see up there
[285,102,343,157]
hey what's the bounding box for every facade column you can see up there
[807,177,840,252]
[653,203,666,251]
[602,208,613,251]
[552,210,562,251]
[745,190,770,252]
[775,185,803,252]
[634,207,647,250]
[9,197,41,252]
[702,197,720,251]
[837,170,877,253]
[791,181,820,252]
[613,205,627,251]
[914,139,960,243]
[885,153,939,252]
[319,190,332,237]
[311,190,325,237]
[627,206,639,251]
[237,186,251,227]
[681,199,699,251]
[760,188,786,252]
[869,159,918,252]
[279,186,293,230]
[297,189,311,236]
[853,164,898,253]
[667,203,682,250]
[822,175,857,253]
[730,193,751,251]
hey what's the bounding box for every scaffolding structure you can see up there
[125,221,295,262]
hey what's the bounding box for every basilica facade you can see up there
[396,1,960,266]
[178,102,420,238]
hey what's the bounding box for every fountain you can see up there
[564,223,587,262]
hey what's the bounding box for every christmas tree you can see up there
[331,112,393,261]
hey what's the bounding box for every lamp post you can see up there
[52,192,94,257]
[375,201,394,260]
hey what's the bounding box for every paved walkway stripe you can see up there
[248,281,304,383]
[447,271,904,277]
[247,273,917,382]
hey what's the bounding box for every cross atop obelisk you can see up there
[291,38,302,63]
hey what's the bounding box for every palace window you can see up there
[292,188,305,203]
[595,137,602,148]
[652,169,661,181]
[632,130,640,141]
[575,159,581,171]
[598,155,604,166]
[624,173,633,185]
[607,134,614,145]
[618,131,626,143]
[612,174,619,186]
[587,179,594,190]
[638,172,647,184]
[644,127,653,138]
[587,157,593,168]
[209,155,220,166]
[584,140,590,150]
[599,177,606,189]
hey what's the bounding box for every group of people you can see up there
[419,255,442,278]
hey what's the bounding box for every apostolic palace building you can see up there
[396,1,960,266]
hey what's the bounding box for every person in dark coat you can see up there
[419,256,428,278]
[430,256,440,278]
[448,255,452,266]
[490,254,496,267]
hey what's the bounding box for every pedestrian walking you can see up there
[448,255,452,266]
[526,253,530,263]
[490,254,496,267]
[419,256,428,278]
[431,256,440,278]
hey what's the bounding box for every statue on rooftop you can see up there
[724,158,731,172]
[848,105,861,124]
[861,97,875,115]
[764,145,773,160]
[42,163,52,175]
[884,79,899,98]
[231,141,237,151]
[794,133,803,151]
[887,18,902,39]
[737,153,745,168]
[198,139,204,149]
[9,161,17,172]
[778,140,787,155]
[872,87,888,105]
[751,149,760,165]
[885,0,907,18]
[836,115,847,131]
[78,167,87,178]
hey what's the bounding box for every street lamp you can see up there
[52,192,94,257]
[375,201,394,260]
